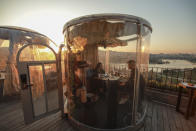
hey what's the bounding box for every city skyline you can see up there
[0,0,196,54]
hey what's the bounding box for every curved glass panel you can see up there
[0,27,58,63]
[135,26,151,122]
[0,27,58,97]
[0,38,10,71]
[19,45,56,61]
[64,16,152,130]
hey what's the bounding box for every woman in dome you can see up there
[93,62,105,77]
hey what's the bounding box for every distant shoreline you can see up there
[149,58,196,64]
[149,53,196,64]
[149,59,170,64]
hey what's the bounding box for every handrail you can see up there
[147,67,196,93]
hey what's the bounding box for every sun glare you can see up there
[142,45,145,52]
[13,10,73,47]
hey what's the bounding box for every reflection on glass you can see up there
[138,26,151,118]
[19,45,56,61]
[64,15,152,130]
[29,65,46,117]
[0,38,10,71]
[44,64,59,112]
[67,45,139,129]
[66,24,139,128]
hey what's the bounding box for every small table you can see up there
[176,82,196,119]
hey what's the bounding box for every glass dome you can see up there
[63,14,152,131]
[0,26,58,96]
[0,26,65,124]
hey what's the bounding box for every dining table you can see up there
[176,82,196,119]
[94,75,120,128]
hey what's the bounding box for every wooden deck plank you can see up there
[166,104,178,131]
[175,111,190,131]
[2,112,24,131]
[1,100,196,131]
[50,119,69,131]
[21,112,61,131]
[171,107,183,131]
[186,117,196,131]
[190,115,196,129]
[0,109,22,123]
[0,106,24,131]
[39,115,62,131]
[144,117,151,131]
[152,101,158,131]
[144,101,152,131]
[162,105,170,131]
[157,104,164,131]
[0,101,21,116]
[44,118,62,131]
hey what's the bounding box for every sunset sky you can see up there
[0,0,196,54]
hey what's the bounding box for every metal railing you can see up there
[147,67,196,93]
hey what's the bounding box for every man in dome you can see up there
[119,59,145,111]
[118,60,135,104]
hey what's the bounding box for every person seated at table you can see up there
[119,60,145,112]
[92,62,105,96]
[93,62,105,77]
[72,62,83,98]
[85,61,95,92]
[118,60,135,104]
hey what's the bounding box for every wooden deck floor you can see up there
[0,100,196,131]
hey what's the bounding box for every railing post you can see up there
[165,68,168,89]
[155,67,158,88]
[160,68,163,89]
[189,69,192,83]
[151,67,153,80]
[151,67,154,88]
[170,69,173,89]
[155,67,158,80]
[183,69,185,82]
[176,69,180,91]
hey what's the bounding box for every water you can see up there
[149,59,196,69]
[108,59,196,73]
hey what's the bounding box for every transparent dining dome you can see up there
[63,14,152,131]
[0,26,59,96]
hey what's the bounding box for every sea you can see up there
[109,59,196,71]
[149,59,196,69]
